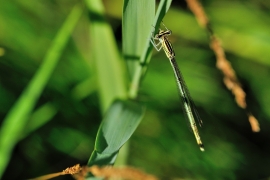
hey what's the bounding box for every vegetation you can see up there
[0,0,270,179]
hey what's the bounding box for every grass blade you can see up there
[0,4,82,178]
[122,0,155,78]
[87,99,144,176]
[128,0,173,98]
[85,0,127,112]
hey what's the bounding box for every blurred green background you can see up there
[1,0,270,179]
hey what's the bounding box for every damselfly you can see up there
[150,23,204,151]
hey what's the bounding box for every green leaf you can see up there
[127,0,173,98]
[85,0,127,112]
[0,4,83,178]
[22,102,58,139]
[87,99,144,166]
[122,0,155,78]
[22,77,97,139]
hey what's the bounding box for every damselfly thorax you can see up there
[152,29,175,59]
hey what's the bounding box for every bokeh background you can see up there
[1,0,270,179]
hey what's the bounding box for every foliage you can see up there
[0,0,270,179]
